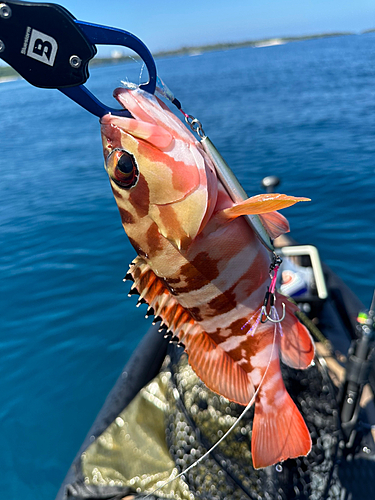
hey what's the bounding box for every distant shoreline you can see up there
[150,31,356,59]
[1,30,374,80]
[0,75,20,83]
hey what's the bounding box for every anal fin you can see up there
[279,296,315,369]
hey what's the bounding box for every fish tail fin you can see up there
[252,371,311,469]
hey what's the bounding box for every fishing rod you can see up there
[340,290,375,447]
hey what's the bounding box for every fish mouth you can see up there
[100,89,133,154]
[113,87,130,100]
[100,115,123,162]
[99,87,143,142]
[100,114,119,126]
[99,88,137,128]
[108,88,137,120]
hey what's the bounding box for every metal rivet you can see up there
[0,40,5,53]
[69,55,81,68]
[363,446,371,454]
[0,3,12,19]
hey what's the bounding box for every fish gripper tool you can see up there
[0,0,157,117]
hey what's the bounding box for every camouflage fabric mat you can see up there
[164,348,341,500]
[76,343,375,500]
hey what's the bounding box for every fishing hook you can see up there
[261,300,286,323]
[260,252,285,323]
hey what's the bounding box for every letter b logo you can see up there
[33,39,53,60]
[27,29,58,66]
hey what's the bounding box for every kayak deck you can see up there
[57,238,375,500]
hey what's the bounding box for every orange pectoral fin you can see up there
[221,194,310,219]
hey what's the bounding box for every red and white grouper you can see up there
[100,87,314,469]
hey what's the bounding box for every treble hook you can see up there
[260,289,286,324]
[260,252,286,324]
[261,302,286,323]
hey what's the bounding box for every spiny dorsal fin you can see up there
[128,256,254,405]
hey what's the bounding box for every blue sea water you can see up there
[0,34,375,499]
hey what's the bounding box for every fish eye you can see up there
[106,148,139,189]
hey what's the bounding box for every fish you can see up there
[100,86,315,469]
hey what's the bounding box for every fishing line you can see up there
[155,77,195,127]
[139,61,146,87]
[119,57,146,89]
[147,78,284,496]
[144,314,280,498]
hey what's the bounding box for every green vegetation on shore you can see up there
[0,30,372,80]
[0,64,23,79]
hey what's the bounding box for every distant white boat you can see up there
[188,50,203,56]
[253,38,286,48]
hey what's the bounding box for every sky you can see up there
[45,0,375,55]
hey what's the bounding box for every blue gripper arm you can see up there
[61,21,157,118]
